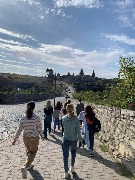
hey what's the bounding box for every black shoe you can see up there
[90,152,94,157]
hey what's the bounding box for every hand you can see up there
[41,136,44,141]
[79,142,82,148]
[12,140,16,145]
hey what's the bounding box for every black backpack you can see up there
[94,117,101,133]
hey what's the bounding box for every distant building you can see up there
[56,69,112,92]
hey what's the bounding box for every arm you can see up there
[76,118,82,142]
[12,118,23,145]
[52,113,54,121]
[37,118,44,139]
[51,107,54,121]
[62,116,64,127]
[44,108,46,114]
[75,105,78,113]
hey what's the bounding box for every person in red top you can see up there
[85,105,95,156]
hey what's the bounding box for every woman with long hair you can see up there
[84,105,95,156]
[43,100,53,139]
[62,104,82,179]
[53,101,62,132]
[12,101,44,179]
[60,108,67,136]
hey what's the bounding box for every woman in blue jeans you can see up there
[62,104,82,179]
[43,100,53,139]
[53,101,62,132]
[85,105,95,156]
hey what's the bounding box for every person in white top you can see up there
[12,101,44,179]
[78,111,89,148]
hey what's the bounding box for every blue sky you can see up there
[0,0,135,78]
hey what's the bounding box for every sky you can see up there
[0,0,135,79]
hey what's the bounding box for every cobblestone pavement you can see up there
[0,128,130,180]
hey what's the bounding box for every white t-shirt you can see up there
[78,111,86,122]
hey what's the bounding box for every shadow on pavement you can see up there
[48,135,122,176]
[48,134,62,145]
[72,172,85,180]
[29,169,44,180]
[77,148,123,177]
[47,135,85,180]
[53,130,63,137]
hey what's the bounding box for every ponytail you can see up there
[26,106,33,119]
[26,101,35,119]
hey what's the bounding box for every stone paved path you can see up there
[0,129,130,180]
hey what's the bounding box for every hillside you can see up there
[0,73,64,104]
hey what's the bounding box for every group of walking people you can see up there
[12,98,97,179]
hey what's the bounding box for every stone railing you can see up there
[93,104,135,160]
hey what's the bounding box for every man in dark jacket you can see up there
[76,99,84,116]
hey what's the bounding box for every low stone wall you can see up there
[93,104,135,160]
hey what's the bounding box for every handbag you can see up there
[94,117,101,133]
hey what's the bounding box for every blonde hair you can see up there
[66,104,74,113]
[45,100,51,110]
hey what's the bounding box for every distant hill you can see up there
[0,73,64,103]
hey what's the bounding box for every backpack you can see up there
[94,117,101,133]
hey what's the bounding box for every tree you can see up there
[108,57,135,109]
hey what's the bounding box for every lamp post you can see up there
[46,68,56,108]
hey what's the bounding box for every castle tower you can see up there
[79,69,84,76]
[79,68,84,80]
[67,72,70,76]
[92,70,95,77]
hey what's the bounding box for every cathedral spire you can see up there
[92,70,95,77]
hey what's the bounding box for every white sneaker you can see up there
[69,166,75,173]
[21,167,27,179]
[64,172,69,179]
[27,164,34,170]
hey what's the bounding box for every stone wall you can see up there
[93,104,135,160]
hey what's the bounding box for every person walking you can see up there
[78,110,86,148]
[62,104,82,179]
[76,99,84,125]
[12,101,44,179]
[84,105,95,156]
[60,108,67,136]
[64,99,71,109]
[43,100,53,139]
[53,101,61,132]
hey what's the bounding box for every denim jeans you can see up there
[54,118,60,130]
[44,115,52,138]
[87,124,94,151]
[62,138,77,173]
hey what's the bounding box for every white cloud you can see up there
[112,0,135,28]
[54,0,102,8]
[0,28,134,78]
[0,28,36,41]
[102,33,135,46]
[115,0,134,6]
[17,0,41,8]
[0,38,27,45]
[118,16,133,28]
[1,39,131,78]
